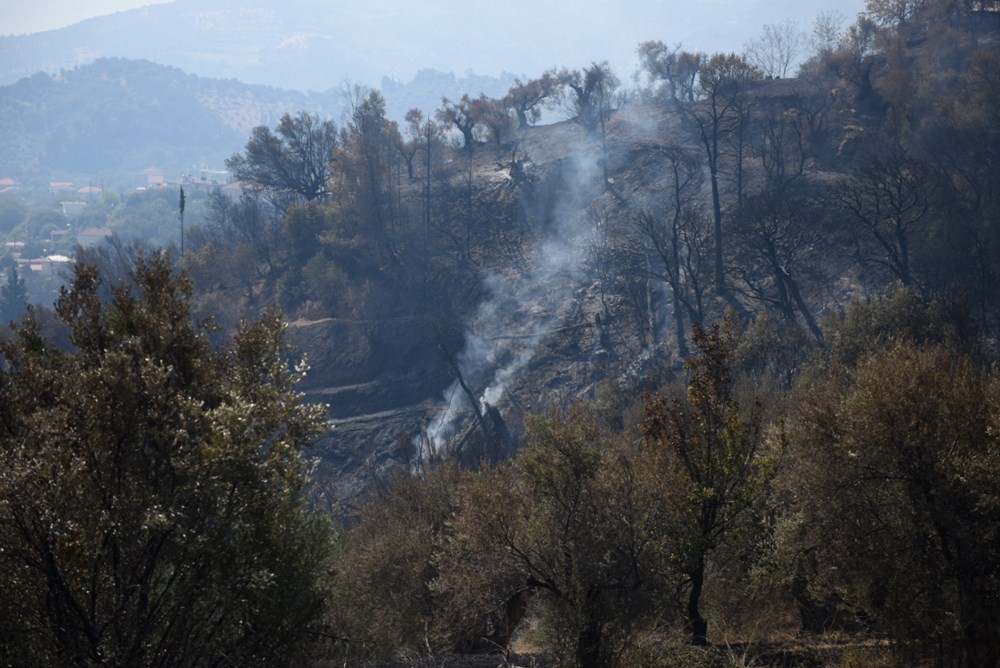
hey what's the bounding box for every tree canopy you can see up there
[0,253,336,667]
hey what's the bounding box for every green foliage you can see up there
[787,338,1000,665]
[72,191,120,230]
[436,407,671,668]
[227,111,338,203]
[335,464,465,658]
[0,252,336,666]
[817,286,976,370]
[782,289,1000,665]
[0,58,247,179]
[13,206,64,241]
[641,319,777,646]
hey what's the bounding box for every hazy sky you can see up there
[2,0,867,39]
[0,0,871,90]
[0,0,172,35]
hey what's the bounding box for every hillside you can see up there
[3,2,1000,665]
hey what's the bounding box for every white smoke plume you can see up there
[418,150,606,462]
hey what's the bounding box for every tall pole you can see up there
[179,186,186,255]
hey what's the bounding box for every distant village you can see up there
[0,167,240,305]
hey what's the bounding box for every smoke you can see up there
[417,149,606,463]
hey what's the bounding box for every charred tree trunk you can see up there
[687,563,709,646]
[575,609,605,668]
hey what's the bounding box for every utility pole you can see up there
[179,186,186,255]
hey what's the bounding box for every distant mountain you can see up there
[0,56,521,183]
[0,0,535,93]
[0,58,333,182]
[0,0,865,93]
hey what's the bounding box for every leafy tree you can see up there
[74,191,122,231]
[335,464,464,658]
[556,62,620,131]
[108,188,209,248]
[469,94,511,145]
[638,41,682,101]
[436,95,478,148]
[0,253,336,667]
[787,339,1000,666]
[503,72,559,128]
[226,111,338,203]
[436,408,669,667]
[639,43,707,103]
[865,0,927,29]
[397,109,426,179]
[640,320,776,645]
[337,88,401,245]
[13,207,64,243]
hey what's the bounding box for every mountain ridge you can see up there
[0,57,515,182]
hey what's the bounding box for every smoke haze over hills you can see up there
[1,0,864,92]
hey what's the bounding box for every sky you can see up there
[0,0,870,91]
[0,0,171,35]
[1,0,867,40]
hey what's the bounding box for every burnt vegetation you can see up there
[3,0,1000,666]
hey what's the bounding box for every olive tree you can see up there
[0,253,336,667]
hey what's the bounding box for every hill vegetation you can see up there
[2,0,1000,666]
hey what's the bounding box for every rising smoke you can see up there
[415,148,607,466]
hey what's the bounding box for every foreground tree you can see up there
[641,320,775,645]
[436,408,668,667]
[0,253,335,667]
[334,464,465,658]
[787,338,1000,666]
